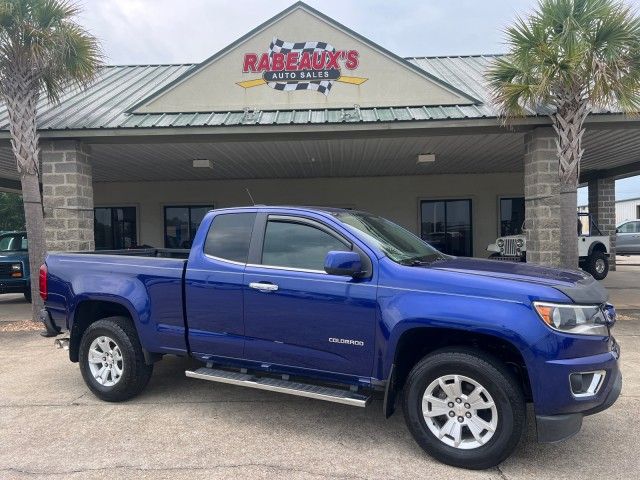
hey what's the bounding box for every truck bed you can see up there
[45,250,189,355]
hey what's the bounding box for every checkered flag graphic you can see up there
[267,37,336,96]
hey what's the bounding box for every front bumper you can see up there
[0,278,29,294]
[534,337,622,443]
[536,368,622,442]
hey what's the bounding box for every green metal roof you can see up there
[0,54,621,132]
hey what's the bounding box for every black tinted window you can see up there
[262,220,349,271]
[204,213,256,263]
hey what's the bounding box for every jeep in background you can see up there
[0,231,31,302]
[487,213,611,280]
[40,206,621,469]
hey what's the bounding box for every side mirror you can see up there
[324,251,362,277]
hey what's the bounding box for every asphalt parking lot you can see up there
[1,263,639,479]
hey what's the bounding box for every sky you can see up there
[77,0,640,202]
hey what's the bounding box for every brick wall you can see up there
[41,141,94,251]
[524,128,561,267]
[588,177,616,271]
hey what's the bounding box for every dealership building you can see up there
[1,2,639,266]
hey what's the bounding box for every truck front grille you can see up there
[504,239,519,256]
[0,263,12,279]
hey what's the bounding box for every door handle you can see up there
[249,282,279,292]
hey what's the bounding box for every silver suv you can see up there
[616,220,640,255]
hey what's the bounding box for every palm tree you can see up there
[487,0,640,269]
[0,0,101,319]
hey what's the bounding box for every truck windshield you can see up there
[0,233,27,252]
[331,211,445,265]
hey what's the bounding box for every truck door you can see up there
[185,211,256,358]
[243,214,377,378]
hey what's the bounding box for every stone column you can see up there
[524,127,561,267]
[41,141,94,251]
[588,177,616,271]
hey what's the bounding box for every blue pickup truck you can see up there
[40,206,621,469]
[0,231,31,302]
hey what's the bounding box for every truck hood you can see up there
[429,257,608,304]
[0,252,28,262]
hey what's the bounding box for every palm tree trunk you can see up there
[3,68,45,321]
[20,172,45,319]
[551,91,588,270]
[559,186,578,268]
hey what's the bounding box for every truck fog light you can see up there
[497,239,504,248]
[570,371,605,397]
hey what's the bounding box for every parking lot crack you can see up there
[0,463,370,479]
[496,465,509,480]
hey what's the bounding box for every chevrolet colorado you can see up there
[40,206,621,469]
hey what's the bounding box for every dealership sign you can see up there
[237,37,367,95]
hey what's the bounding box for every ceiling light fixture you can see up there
[192,159,213,169]
[417,153,436,164]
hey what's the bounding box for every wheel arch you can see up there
[588,241,608,256]
[383,326,532,418]
[69,297,147,363]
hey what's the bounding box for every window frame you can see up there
[247,214,362,275]
[419,198,474,257]
[618,221,638,234]
[497,196,525,237]
[202,212,256,266]
[163,204,213,249]
[93,205,138,250]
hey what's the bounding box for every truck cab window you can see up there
[204,213,256,263]
[261,220,349,271]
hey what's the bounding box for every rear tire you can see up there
[585,251,608,280]
[402,349,525,470]
[23,289,32,303]
[78,316,153,402]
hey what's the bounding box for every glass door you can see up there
[420,199,473,256]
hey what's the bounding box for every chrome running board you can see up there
[185,367,370,407]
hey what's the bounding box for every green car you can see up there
[0,231,31,302]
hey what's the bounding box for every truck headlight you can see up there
[533,302,609,336]
[10,263,23,278]
[516,239,524,248]
[497,239,504,247]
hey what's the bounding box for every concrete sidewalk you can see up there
[0,293,30,322]
[602,264,640,309]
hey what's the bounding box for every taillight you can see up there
[39,264,48,301]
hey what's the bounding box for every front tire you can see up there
[584,251,609,280]
[402,349,525,470]
[78,316,153,402]
[23,289,32,303]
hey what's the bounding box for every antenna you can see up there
[245,188,256,206]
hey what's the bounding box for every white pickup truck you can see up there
[487,213,611,280]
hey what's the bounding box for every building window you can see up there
[499,197,525,236]
[420,199,473,257]
[164,205,212,249]
[94,207,137,250]
[636,205,640,219]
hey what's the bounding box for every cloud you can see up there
[79,0,534,64]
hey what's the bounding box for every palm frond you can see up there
[486,0,640,118]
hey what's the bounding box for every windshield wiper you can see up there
[399,254,447,266]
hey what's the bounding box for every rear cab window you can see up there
[204,213,256,263]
